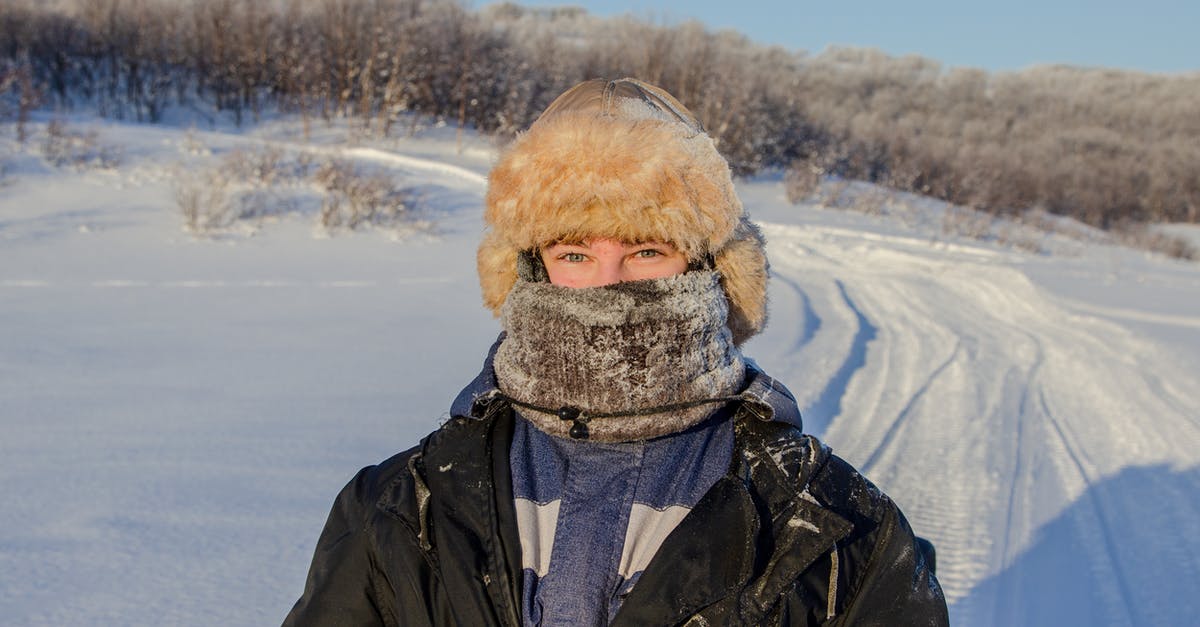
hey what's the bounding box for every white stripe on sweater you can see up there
[514,497,561,577]
[618,503,692,579]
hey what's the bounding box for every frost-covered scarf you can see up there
[493,270,746,442]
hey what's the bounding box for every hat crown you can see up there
[534,78,705,135]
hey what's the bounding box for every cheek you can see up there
[544,262,583,287]
[631,255,689,280]
[667,256,691,276]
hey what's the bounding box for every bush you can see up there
[783,159,823,203]
[220,145,289,186]
[1114,222,1197,260]
[175,144,295,234]
[312,159,416,232]
[175,145,424,237]
[40,119,121,170]
[175,168,235,233]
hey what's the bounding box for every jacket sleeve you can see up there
[832,503,948,627]
[283,467,391,627]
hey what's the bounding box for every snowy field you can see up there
[1,116,1197,626]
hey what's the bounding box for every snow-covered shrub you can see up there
[220,145,291,187]
[941,205,997,241]
[815,180,852,209]
[1114,223,1197,260]
[850,187,891,216]
[180,129,211,157]
[784,160,823,203]
[175,145,301,234]
[40,119,121,170]
[175,146,424,237]
[989,223,1031,253]
[175,168,236,233]
[312,159,416,232]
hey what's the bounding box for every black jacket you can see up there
[284,362,948,626]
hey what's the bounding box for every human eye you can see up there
[559,252,587,263]
[634,248,661,258]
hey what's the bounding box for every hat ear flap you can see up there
[477,230,519,316]
[715,218,769,345]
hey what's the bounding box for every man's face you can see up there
[540,238,689,288]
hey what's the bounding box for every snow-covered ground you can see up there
[1,116,1197,626]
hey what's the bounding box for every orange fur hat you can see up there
[478,78,768,344]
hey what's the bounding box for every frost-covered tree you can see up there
[3,0,1198,227]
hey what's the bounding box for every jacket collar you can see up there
[449,336,505,420]
[736,357,804,429]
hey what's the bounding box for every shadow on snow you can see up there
[952,463,1200,627]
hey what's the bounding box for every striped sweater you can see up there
[509,413,733,626]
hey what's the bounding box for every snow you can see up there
[2,115,1197,626]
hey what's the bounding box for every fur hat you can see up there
[478,77,768,344]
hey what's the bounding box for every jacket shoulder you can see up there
[316,419,455,530]
[736,416,890,528]
[364,444,422,490]
[809,450,893,534]
[813,452,947,623]
[735,417,946,624]
[733,416,828,495]
[362,415,498,520]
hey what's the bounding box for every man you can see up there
[285,78,947,626]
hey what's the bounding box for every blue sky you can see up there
[504,0,1197,73]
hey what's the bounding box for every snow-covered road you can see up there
[747,221,1200,626]
[2,119,1197,626]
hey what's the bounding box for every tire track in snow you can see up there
[1062,300,1200,330]
[1000,334,1044,560]
[802,280,877,436]
[993,344,1041,625]
[770,273,821,353]
[1035,385,1138,627]
[859,340,962,476]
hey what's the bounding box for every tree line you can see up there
[3,0,1198,227]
